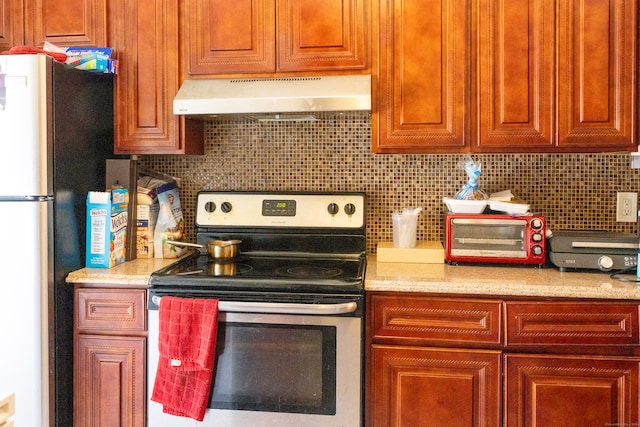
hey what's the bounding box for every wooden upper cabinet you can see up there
[277,0,367,72]
[372,0,469,154]
[187,0,368,75]
[475,0,555,151]
[475,0,637,152]
[110,0,203,154]
[187,0,276,75]
[24,0,107,47]
[556,0,636,151]
[0,0,23,52]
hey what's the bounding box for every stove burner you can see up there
[281,265,344,279]
[206,261,253,276]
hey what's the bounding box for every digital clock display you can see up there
[262,199,296,216]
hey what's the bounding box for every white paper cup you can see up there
[392,212,418,248]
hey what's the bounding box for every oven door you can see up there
[147,297,363,427]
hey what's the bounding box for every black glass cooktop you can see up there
[149,251,366,295]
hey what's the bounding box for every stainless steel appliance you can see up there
[549,230,638,271]
[147,191,366,427]
[0,54,114,426]
[173,75,371,117]
[444,213,546,266]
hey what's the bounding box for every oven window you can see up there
[210,322,337,415]
[451,223,525,252]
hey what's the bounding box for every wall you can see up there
[138,112,640,254]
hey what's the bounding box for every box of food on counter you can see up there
[85,189,128,268]
[136,202,158,258]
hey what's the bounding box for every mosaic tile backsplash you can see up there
[138,111,640,254]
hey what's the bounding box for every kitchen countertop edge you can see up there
[66,257,184,286]
[365,256,640,300]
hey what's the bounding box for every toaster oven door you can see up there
[448,218,528,259]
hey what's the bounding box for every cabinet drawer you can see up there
[75,288,146,333]
[505,302,640,346]
[369,294,502,346]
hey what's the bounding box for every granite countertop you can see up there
[66,254,640,300]
[66,257,183,286]
[365,256,640,300]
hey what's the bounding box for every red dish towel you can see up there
[0,45,68,62]
[151,296,219,422]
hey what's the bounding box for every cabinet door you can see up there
[475,0,554,152]
[277,0,368,71]
[0,0,23,52]
[74,335,146,427]
[556,0,636,151]
[24,0,107,47]
[372,0,468,153]
[187,0,276,75]
[505,354,640,427]
[110,0,203,154]
[371,345,501,427]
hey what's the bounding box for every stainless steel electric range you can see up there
[147,191,366,427]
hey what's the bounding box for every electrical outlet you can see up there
[616,192,637,222]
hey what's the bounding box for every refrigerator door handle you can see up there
[0,195,53,202]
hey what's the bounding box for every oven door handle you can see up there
[151,295,357,315]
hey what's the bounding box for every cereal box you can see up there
[86,189,128,268]
[136,203,158,258]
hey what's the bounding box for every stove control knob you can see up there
[221,201,233,213]
[327,203,339,215]
[598,256,614,271]
[344,203,356,216]
[204,201,216,213]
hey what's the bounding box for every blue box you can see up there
[86,189,128,268]
[65,47,117,74]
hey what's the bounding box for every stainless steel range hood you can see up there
[174,75,371,117]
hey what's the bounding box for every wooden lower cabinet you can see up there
[75,336,145,427]
[366,292,640,427]
[371,345,501,426]
[74,286,147,427]
[505,354,639,427]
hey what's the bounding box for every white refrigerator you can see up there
[0,54,114,426]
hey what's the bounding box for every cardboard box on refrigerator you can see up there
[85,189,128,268]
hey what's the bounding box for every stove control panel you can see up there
[195,192,366,229]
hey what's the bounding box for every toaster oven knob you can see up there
[598,256,614,271]
[531,245,543,256]
[344,203,356,216]
[328,203,339,215]
[530,218,543,229]
[532,232,543,243]
[221,201,233,213]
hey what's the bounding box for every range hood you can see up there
[174,75,371,117]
